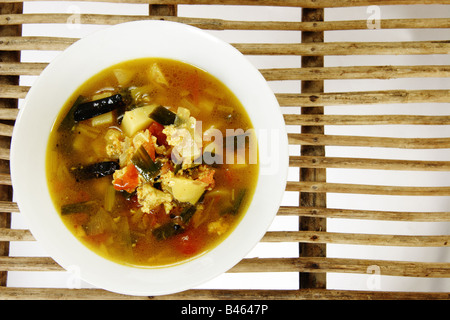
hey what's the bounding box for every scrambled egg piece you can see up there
[137,183,173,214]
[105,128,123,158]
[207,217,230,236]
[163,116,202,169]
[132,130,151,150]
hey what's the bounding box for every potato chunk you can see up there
[169,177,207,205]
[121,104,157,137]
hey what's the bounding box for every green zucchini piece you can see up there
[74,94,124,122]
[149,105,176,125]
[179,204,197,224]
[152,222,184,241]
[152,204,197,241]
[221,189,247,216]
[58,95,84,132]
[131,145,162,182]
[61,200,97,215]
[70,161,120,180]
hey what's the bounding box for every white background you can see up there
[7,2,450,293]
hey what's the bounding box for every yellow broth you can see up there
[46,58,259,267]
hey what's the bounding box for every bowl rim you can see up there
[10,20,288,296]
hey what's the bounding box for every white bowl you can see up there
[10,21,288,296]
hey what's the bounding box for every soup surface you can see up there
[46,58,259,267]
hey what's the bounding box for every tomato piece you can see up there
[113,164,139,193]
[143,139,156,161]
[173,229,203,256]
[84,232,109,246]
[197,168,215,189]
[148,121,168,147]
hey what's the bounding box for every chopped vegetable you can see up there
[121,104,157,137]
[74,94,125,122]
[148,121,168,146]
[104,184,116,212]
[152,205,197,241]
[113,68,134,86]
[71,161,120,180]
[149,105,176,125]
[113,163,140,193]
[170,176,208,205]
[85,208,116,236]
[149,63,168,86]
[76,123,100,139]
[174,107,190,127]
[61,200,97,215]
[58,95,84,132]
[152,221,183,241]
[179,204,197,224]
[221,189,247,215]
[91,111,114,127]
[131,145,162,182]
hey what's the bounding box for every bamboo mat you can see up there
[0,0,449,299]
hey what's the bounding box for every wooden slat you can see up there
[0,123,14,137]
[3,228,447,247]
[2,37,449,56]
[231,257,450,277]
[234,41,450,56]
[0,228,33,241]
[2,201,448,222]
[262,231,450,247]
[286,181,450,196]
[4,85,449,106]
[2,13,450,31]
[2,0,450,7]
[288,134,450,149]
[1,256,449,278]
[0,200,18,212]
[0,148,10,161]
[0,107,18,120]
[0,256,62,272]
[0,84,29,99]
[299,6,326,290]
[0,287,448,300]
[0,173,12,186]
[284,114,450,126]
[263,65,450,81]
[0,36,76,51]
[3,62,450,80]
[0,0,20,288]
[148,0,450,7]
[277,90,450,106]
[278,206,450,222]
[0,62,46,76]
[290,156,450,171]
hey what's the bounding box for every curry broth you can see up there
[46,58,259,267]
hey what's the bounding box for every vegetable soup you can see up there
[46,58,259,267]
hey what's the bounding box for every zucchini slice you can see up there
[74,94,124,122]
[131,145,162,182]
[149,105,176,125]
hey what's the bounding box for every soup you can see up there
[46,58,259,267]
